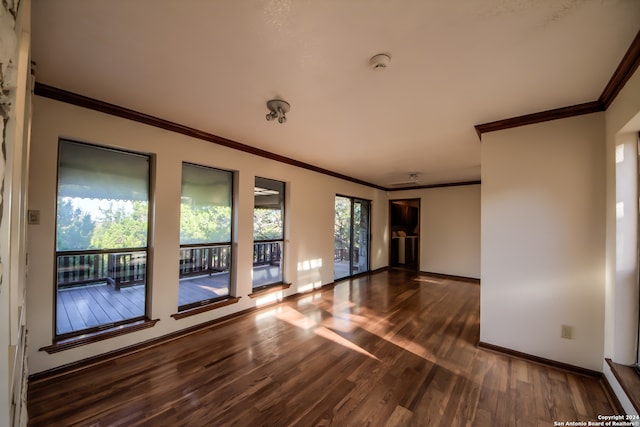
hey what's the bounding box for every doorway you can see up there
[389,199,420,272]
[334,195,371,280]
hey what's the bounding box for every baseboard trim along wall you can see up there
[419,271,480,285]
[477,342,627,412]
[478,341,602,378]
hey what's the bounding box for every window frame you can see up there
[252,177,286,291]
[53,139,153,341]
[177,162,235,312]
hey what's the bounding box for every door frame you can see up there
[334,194,372,280]
[388,198,421,272]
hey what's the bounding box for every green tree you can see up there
[253,208,282,240]
[180,203,231,244]
[334,196,351,249]
[56,199,95,251]
[91,201,148,249]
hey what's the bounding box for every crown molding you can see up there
[34,83,387,191]
[600,29,640,109]
[387,180,481,192]
[475,28,640,139]
[474,101,604,138]
[34,83,483,192]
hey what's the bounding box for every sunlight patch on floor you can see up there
[255,291,284,307]
[413,276,445,284]
[315,294,468,374]
[256,280,467,371]
[275,306,379,360]
[330,300,356,311]
[255,307,278,321]
[298,281,322,293]
[314,326,379,360]
[276,306,317,330]
[321,315,354,333]
[297,292,323,306]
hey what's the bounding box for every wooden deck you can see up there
[30,270,617,426]
[57,265,281,335]
[177,273,230,307]
[56,282,146,335]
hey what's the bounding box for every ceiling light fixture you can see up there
[266,99,290,124]
[369,53,391,70]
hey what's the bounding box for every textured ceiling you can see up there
[31,0,640,188]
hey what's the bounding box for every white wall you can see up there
[391,185,481,279]
[27,96,388,374]
[481,112,606,371]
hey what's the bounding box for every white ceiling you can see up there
[31,0,640,188]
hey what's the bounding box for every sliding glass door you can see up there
[334,195,370,280]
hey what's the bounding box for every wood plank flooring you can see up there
[30,271,616,426]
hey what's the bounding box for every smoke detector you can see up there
[369,53,391,70]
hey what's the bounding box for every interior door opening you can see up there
[389,199,420,272]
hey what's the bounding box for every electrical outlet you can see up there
[561,325,573,339]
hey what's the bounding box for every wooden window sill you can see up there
[248,282,291,299]
[40,318,160,354]
[171,296,241,320]
[606,358,640,413]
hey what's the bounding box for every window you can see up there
[55,140,150,339]
[334,195,371,280]
[178,163,233,310]
[253,177,285,289]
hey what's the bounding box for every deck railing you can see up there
[57,242,281,291]
[253,241,282,266]
[108,252,147,290]
[179,245,231,278]
[56,250,147,291]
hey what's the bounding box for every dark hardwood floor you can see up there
[28,271,616,426]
